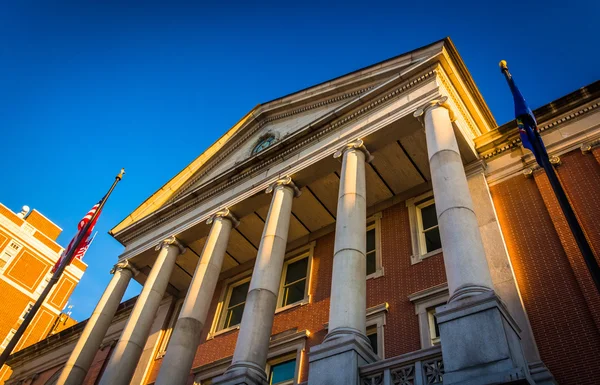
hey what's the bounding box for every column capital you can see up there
[333,139,373,163]
[207,208,240,227]
[110,260,139,276]
[265,176,301,197]
[413,96,456,122]
[155,236,186,254]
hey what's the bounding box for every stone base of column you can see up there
[436,291,534,385]
[212,362,268,385]
[307,330,378,385]
[528,362,557,385]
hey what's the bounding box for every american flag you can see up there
[52,202,102,273]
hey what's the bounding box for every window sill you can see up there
[366,267,384,281]
[207,325,240,340]
[275,297,310,314]
[410,248,442,265]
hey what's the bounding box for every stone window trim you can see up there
[366,213,384,280]
[406,191,442,265]
[193,329,309,385]
[408,283,449,349]
[1,328,17,350]
[21,222,36,236]
[208,243,315,339]
[18,302,34,322]
[155,298,184,359]
[0,239,23,272]
[323,302,389,358]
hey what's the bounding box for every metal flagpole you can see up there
[0,168,125,368]
[500,61,600,294]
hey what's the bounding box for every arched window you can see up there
[252,135,275,155]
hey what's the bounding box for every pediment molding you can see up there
[116,68,437,244]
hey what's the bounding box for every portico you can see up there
[56,39,552,385]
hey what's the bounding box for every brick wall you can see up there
[25,211,61,241]
[490,154,600,385]
[145,200,447,383]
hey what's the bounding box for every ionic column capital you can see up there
[207,208,240,228]
[413,96,456,122]
[155,236,186,254]
[110,260,139,276]
[333,139,373,163]
[265,176,301,197]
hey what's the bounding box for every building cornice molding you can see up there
[117,68,438,245]
[477,100,600,161]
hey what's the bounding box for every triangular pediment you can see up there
[110,39,462,237]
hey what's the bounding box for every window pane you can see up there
[225,304,245,328]
[283,280,306,306]
[367,330,378,355]
[420,203,438,230]
[366,251,376,276]
[424,227,442,252]
[270,359,296,384]
[285,258,308,284]
[229,281,250,307]
[366,228,376,252]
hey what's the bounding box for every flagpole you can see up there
[0,168,125,368]
[500,62,600,294]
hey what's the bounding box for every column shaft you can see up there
[155,212,235,385]
[217,179,297,385]
[328,146,368,336]
[422,100,493,301]
[57,263,135,385]
[98,238,183,385]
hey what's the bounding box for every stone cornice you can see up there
[117,69,438,244]
[476,93,600,161]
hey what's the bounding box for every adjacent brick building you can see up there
[0,204,86,384]
[5,39,599,385]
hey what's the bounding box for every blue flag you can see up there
[500,61,548,166]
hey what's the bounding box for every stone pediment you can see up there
[110,38,486,238]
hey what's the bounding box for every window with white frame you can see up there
[267,355,297,385]
[407,192,442,264]
[216,277,251,332]
[156,299,184,358]
[366,302,388,358]
[366,213,383,279]
[1,329,16,350]
[0,240,22,271]
[408,283,448,349]
[277,245,313,310]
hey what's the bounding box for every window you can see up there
[268,357,296,385]
[366,213,383,279]
[408,283,448,349]
[366,325,378,355]
[1,329,16,350]
[0,240,22,270]
[218,277,251,332]
[252,135,275,155]
[417,201,442,254]
[427,308,441,346]
[156,299,183,358]
[278,250,312,309]
[407,192,443,264]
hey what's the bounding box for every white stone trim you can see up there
[406,191,442,264]
[408,283,449,349]
[366,213,384,280]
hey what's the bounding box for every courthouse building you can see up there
[0,204,86,384]
[6,38,600,385]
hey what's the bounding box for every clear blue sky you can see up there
[0,1,597,321]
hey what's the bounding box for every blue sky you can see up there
[0,1,597,321]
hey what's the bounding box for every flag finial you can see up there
[117,168,125,180]
[499,60,508,73]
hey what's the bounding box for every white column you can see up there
[217,177,300,385]
[155,209,238,385]
[98,236,185,385]
[327,139,373,340]
[414,96,494,302]
[57,261,138,385]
